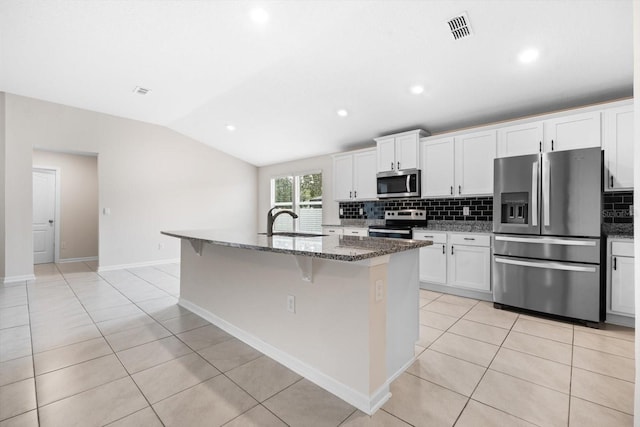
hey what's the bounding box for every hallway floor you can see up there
[0,261,635,426]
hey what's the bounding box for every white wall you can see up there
[33,150,99,260]
[0,92,5,278]
[257,153,340,232]
[633,0,639,419]
[3,93,258,277]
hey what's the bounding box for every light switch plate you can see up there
[463,206,470,216]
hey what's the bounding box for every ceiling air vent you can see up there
[132,86,151,95]
[447,12,472,40]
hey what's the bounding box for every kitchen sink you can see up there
[259,232,328,238]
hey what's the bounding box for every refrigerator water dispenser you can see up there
[500,192,528,224]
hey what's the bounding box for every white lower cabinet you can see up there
[343,227,368,237]
[414,231,491,298]
[607,239,635,325]
[322,227,344,236]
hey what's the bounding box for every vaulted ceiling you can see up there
[0,1,633,166]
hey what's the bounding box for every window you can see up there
[271,172,322,233]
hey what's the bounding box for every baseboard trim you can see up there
[420,281,493,302]
[98,258,180,272]
[605,313,635,328]
[179,298,391,415]
[2,274,36,284]
[57,256,98,264]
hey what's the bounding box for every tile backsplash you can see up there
[339,196,493,222]
[603,191,633,224]
[339,191,633,224]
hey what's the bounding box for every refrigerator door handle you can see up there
[494,236,597,246]
[542,157,550,227]
[531,162,538,226]
[495,256,597,273]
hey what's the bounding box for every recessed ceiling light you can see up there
[226,124,236,131]
[518,48,539,64]
[410,85,424,95]
[250,8,269,24]
[336,109,349,117]
[132,86,151,95]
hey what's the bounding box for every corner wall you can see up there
[3,93,258,277]
[0,93,5,278]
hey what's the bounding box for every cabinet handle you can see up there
[391,162,394,170]
[451,245,454,255]
[450,186,453,195]
[463,237,475,241]
[610,175,614,188]
[442,244,445,254]
[458,185,461,195]
[551,139,554,151]
[397,161,400,170]
[354,190,357,198]
[613,257,617,270]
[423,235,434,238]
[349,191,352,199]
[539,141,542,152]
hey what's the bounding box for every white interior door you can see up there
[33,169,56,264]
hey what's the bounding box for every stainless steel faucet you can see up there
[266,207,299,236]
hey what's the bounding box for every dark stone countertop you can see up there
[161,229,432,262]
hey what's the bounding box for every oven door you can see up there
[368,228,412,239]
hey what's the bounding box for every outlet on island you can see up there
[287,295,296,313]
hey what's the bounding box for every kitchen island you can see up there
[161,229,432,414]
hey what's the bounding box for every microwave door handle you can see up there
[542,156,550,227]
[406,175,411,193]
[531,161,538,226]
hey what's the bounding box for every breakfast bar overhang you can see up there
[162,230,432,414]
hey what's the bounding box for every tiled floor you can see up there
[0,261,634,426]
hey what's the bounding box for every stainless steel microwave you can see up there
[376,169,421,198]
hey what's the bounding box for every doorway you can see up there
[32,168,59,264]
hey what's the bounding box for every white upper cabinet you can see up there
[497,121,543,157]
[543,111,601,152]
[454,130,497,196]
[603,105,634,191]
[375,130,428,172]
[422,137,455,197]
[332,148,377,201]
[421,130,496,197]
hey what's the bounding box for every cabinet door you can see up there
[448,244,491,291]
[333,154,354,201]
[604,105,634,191]
[544,111,601,152]
[376,137,396,172]
[611,255,635,315]
[497,121,543,157]
[395,134,419,170]
[454,130,497,196]
[419,244,447,284]
[422,138,455,197]
[352,150,377,200]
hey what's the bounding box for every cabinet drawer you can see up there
[343,227,368,237]
[413,231,447,244]
[612,241,634,257]
[323,227,344,236]
[449,233,490,247]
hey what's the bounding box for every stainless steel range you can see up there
[368,210,427,239]
[492,147,604,325]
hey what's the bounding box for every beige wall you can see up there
[2,93,258,278]
[257,153,341,232]
[32,150,99,260]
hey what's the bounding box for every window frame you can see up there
[270,170,323,232]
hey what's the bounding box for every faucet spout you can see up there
[267,207,299,236]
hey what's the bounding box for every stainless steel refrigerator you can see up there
[492,147,604,324]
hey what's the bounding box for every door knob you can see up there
[48,220,54,224]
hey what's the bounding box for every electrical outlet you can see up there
[375,280,384,302]
[339,208,344,216]
[359,208,364,215]
[630,205,634,217]
[287,295,296,313]
[463,206,470,216]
